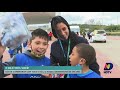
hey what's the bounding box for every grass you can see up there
[106,32,120,36]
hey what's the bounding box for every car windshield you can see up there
[97,31,105,34]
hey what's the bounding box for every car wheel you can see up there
[104,41,106,43]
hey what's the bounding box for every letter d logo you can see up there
[104,63,113,70]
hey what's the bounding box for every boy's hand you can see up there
[4,74,13,78]
[0,42,6,58]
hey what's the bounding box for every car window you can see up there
[97,31,105,34]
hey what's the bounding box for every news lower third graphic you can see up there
[104,63,113,74]
[4,66,82,74]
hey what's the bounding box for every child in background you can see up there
[23,40,28,49]
[17,44,22,53]
[48,32,52,41]
[8,48,17,58]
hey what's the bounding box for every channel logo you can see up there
[104,63,113,70]
[104,63,113,74]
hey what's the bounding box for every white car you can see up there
[91,30,106,43]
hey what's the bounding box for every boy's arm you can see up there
[0,56,16,78]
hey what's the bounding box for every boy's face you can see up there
[69,47,80,66]
[69,47,86,66]
[28,37,48,56]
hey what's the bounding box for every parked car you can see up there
[91,30,106,43]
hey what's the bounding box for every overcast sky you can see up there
[58,12,120,25]
[1,12,120,25]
